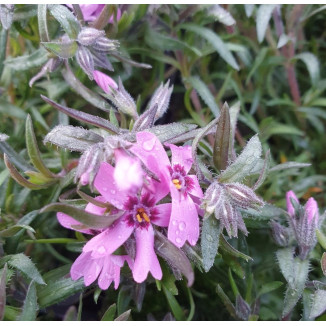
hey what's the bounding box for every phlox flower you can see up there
[130,131,203,248]
[57,196,132,290]
[93,70,118,93]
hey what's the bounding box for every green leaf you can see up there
[101,304,117,321]
[256,5,277,43]
[4,154,55,190]
[0,254,45,285]
[257,281,283,297]
[216,284,237,319]
[48,4,80,39]
[117,286,132,316]
[213,103,230,170]
[0,264,7,321]
[0,225,35,237]
[26,115,54,178]
[18,281,38,321]
[42,41,78,59]
[163,285,185,321]
[309,289,326,319]
[219,235,253,262]
[161,263,178,296]
[179,23,239,70]
[269,162,311,172]
[37,266,84,308]
[41,95,120,134]
[114,310,131,321]
[253,149,271,190]
[37,5,49,42]
[41,203,122,229]
[4,48,48,71]
[188,76,220,117]
[219,135,262,183]
[276,248,294,284]
[201,216,221,272]
[0,28,8,77]
[295,52,320,85]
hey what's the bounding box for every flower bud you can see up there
[270,221,289,247]
[286,190,299,218]
[92,37,119,53]
[77,27,105,46]
[93,70,118,93]
[76,46,94,80]
[201,182,224,216]
[225,182,264,209]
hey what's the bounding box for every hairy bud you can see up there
[77,27,105,46]
[147,80,173,121]
[270,221,289,247]
[76,46,94,80]
[92,37,119,53]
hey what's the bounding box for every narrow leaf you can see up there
[219,135,262,183]
[155,231,194,287]
[40,203,122,229]
[4,154,55,190]
[219,235,253,262]
[114,310,131,321]
[101,304,116,321]
[201,216,221,272]
[26,115,54,178]
[0,225,35,237]
[256,4,277,43]
[295,52,320,85]
[213,103,230,170]
[18,281,38,321]
[253,149,271,190]
[321,252,326,275]
[41,95,120,134]
[37,5,49,42]
[0,264,7,321]
[216,284,238,319]
[42,41,78,59]
[0,254,45,285]
[257,281,283,297]
[188,76,220,117]
[309,289,326,319]
[179,23,239,70]
[269,162,311,172]
[48,4,80,39]
[163,285,185,321]
[44,125,103,152]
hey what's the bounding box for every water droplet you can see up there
[103,187,108,191]
[172,220,177,226]
[97,246,106,254]
[176,237,182,244]
[178,221,186,231]
[142,137,156,151]
[111,189,116,194]
[206,234,213,242]
[190,239,197,245]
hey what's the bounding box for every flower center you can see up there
[136,207,150,223]
[172,178,182,190]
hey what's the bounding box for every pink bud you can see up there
[286,190,299,217]
[93,70,118,93]
[305,197,318,224]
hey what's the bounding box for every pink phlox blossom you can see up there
[90,152,172,283]
[130,131,203,248]
[286,190,299,218]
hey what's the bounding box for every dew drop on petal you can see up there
[178,221,186,231]
[97,246,106,254]
[176,237,182,244]
[172,220,177,226]
[111,189,116,194]
[103,187,108,192]
[142,137,156,151]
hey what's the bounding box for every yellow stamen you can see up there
[136,214,142,223]
[175,184,182,190]
[143,212,150,222]
[172,179,179,184]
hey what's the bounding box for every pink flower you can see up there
[130,131,203,248]
[286,190,299,218]
[93,70,118,93]
[88,156,172,283]
[67,5,121,23]
[305,197,319,224]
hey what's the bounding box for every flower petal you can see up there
[113,149,144,192]
[133,225,162,283]
[94,162,131,210]
[305,197,319,224]
[83,259,103,286]
[167,143,193,174]
[152,203,171,227]
[71,251,92,280]
[286,190,299,218]
[83,218,134,258]
[97,255,122,290]
[57,212,92,234]
[168,194,199,247]
[187,175,203,199]
[93,70,118,93]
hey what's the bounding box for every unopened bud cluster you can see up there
[202,181,264,237]
[286,190,320,259]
